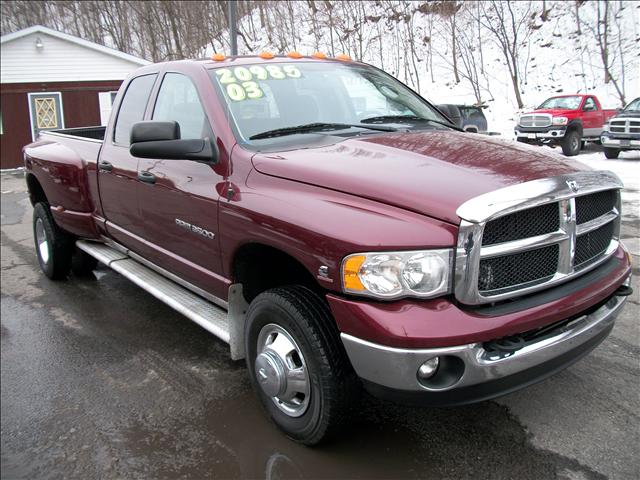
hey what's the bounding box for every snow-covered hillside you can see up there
[217,1,639,138]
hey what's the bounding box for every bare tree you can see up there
[585,0,627,105]
[478,0,534,108]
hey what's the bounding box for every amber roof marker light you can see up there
[259,51,275,59]
[211,53,226,61]
[286,51,303,59]
[311,51,327,59]
[335,54,352,61]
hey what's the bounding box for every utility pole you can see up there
[228,1,238,55]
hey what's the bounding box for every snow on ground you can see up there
[572,146,639,256]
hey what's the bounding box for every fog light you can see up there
[418,357,440,380]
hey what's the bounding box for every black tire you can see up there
[516,138,528,143]
[245,286,360,445]
[604,147,620,159]
[561,130,581,156]
[71,249,99,276]
[32,202,73,280]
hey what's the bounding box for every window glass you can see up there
[583,98,596,111]
[538,96,582,110]
[113,74,156,144]
[208,62,448,143]
[625,98,640,112]
[153,73,207,139]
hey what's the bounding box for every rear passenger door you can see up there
[135,72,227,299]
[98,74,157,247]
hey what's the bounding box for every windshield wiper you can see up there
[360,115,460,130]
[249,122,397,140]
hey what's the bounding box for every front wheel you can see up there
[245,286,359,445]
[33,202,73,280]
[561,130,581,156]
[604,147,620,159]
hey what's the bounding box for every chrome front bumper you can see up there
[600,136,640,149]
[341,293,627,394]
[515,129,566,139]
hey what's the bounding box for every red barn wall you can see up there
[0,80,122,169]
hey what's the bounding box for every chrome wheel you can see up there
[35,217,50,265]
[255,323,310,417]
[571,136,579,151]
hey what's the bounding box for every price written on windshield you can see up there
[215,65,302,101]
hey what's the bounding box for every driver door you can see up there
[582,97,600,137]
[135,72,227,299]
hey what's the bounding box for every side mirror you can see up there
[129,121,218,164]
[131,121,180,143]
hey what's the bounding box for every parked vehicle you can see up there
[24,56,632,445]
[437,104,488,133]
[515,94,617,156]
[601,97,640,159]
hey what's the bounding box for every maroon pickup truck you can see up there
[23,56,632,445]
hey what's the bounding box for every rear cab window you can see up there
[113,74,157,145]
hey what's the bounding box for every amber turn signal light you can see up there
[342,255,366,291]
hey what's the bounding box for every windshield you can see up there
[537,96,582,110]
[624,98,640,112]
[208,61,449,144]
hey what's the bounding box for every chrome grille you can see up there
[455,171,622,305]
[519,114,552,128]
[609,118,640,134]
[610,120,626,133]
[478,244,559,293]
[575,189,617,224]
[575,221,614,269]
[482,203,559,246]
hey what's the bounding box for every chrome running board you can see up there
[76,240,248,360]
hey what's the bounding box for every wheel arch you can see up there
[231,242,324,304]
[26,173,48,206]
[566,119,583,136]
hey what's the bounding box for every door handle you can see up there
[98,160,113,172]
[138,171,156,184]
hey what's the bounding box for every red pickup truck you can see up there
[515,94,617,156]
[24,56,632,445]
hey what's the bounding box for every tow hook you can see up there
[615,285,633,297]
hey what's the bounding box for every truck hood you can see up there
[251,131,588,224]
[525,108,576,116]
[611,111,639,119]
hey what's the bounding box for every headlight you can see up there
[552,116,568,125]
[342,249,452,299]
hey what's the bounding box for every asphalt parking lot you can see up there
[1,148,639,480]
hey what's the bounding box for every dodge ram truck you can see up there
[515,94,617,156]
[24,55,632,445]
[601,97,640,159]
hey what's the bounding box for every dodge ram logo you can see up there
[175,218,216,240]
[566,180,580,193]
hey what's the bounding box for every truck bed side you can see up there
[24,127,105,239]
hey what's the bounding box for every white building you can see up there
[0,25,149,168]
